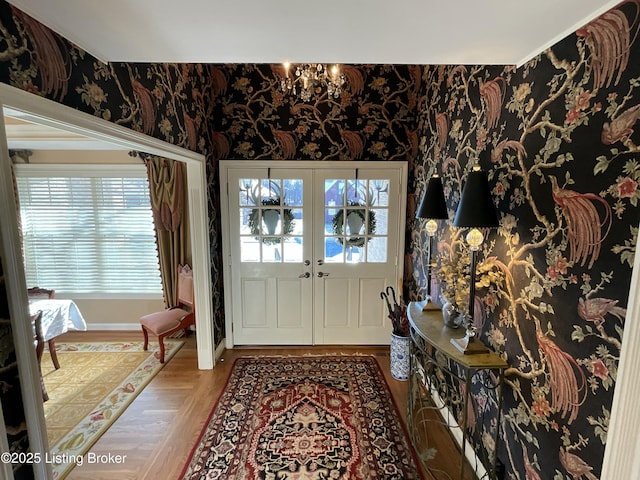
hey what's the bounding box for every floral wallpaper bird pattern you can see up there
[0,3,221,477]
[408,2,640,478]
[208,63,420,162]
[0,0,638,479]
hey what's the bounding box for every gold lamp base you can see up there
[450,334,489,355]
[421,297,440,311]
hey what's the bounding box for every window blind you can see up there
[14,164,162,295]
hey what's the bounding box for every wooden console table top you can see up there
[408,301,508,371]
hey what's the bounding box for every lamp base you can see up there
[421,297,440,311]
[450,334,489,355]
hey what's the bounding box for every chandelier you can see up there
[280,63,346,102]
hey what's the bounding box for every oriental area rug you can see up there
[180,355,422,480]
[41,340,183,479]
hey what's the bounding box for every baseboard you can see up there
[427,381,489,479]
[215,340,226,361]
[86,323,141,331]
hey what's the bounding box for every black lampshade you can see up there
[417,175,448,220]
[453,167,499,228]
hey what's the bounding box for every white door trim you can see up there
[220,160,407,349]
[0,83,215,479]
[600,220,640,479]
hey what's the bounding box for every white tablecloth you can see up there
[29,299,88,341]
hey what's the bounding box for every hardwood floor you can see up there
[50,331,439,480]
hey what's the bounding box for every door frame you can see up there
[0,84,214,479]
[220,160,408,349]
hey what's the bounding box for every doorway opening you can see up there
[220,160,408,347]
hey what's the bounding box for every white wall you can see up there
[72,298,165,329]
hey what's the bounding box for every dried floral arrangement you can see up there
[435,237,508,316]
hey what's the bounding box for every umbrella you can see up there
[383,286,409,336]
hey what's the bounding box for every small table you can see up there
[29,299,87,369]
[406,301,507,479]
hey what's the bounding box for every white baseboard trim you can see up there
[215,340,226,362]
[86,323,141,331]
[427,381,489,479]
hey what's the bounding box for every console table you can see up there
[407,301,507,480]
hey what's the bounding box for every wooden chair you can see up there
[27,287,55,300]
[31,310,49,402]
[140,264,195,363]
[27,287,60,369]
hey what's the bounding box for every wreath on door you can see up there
[247,197,295,245]
[331,201,377,247]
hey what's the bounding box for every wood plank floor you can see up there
[50,331,455,480]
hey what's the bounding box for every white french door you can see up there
[226,167,314,344]
[221,161,407,346]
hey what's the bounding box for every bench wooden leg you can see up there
[157,335,166,363]
[142,326,149,351]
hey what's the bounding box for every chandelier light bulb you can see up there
[280,63,346,101]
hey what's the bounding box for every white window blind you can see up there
[14,164,162,295]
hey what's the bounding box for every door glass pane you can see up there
[284,179,303,207]
[240,237,260,262]
[323,177,389,263]
[290,208,303,235]
[260,208,282,235]
[371,180,390,206]
[371,208,388,235]
[239,177,303,262]
[325,237,344,263]
[324,206,339,235]
[283,237,303,262]
[325,179,344,207]
[262,241,282,262]
[346,179,362,204]
[367,237,387,263]
[239,178,258,206]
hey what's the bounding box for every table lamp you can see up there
[451,164,499,354]
[416,174,449,311]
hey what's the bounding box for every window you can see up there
[14,164,162,295]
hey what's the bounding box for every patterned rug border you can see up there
[180,354,422,480]
[48,340,184,479]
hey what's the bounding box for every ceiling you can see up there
[6,0,620,67]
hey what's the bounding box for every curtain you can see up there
[144,155,191,307]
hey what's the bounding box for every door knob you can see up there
[316,272,330,278]
[303,260,311,266]
[317,259,324,265]
[298,272,311,278]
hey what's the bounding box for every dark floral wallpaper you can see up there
[408,2,640,478]
[0,2,220,477]
[208,64,420,162]
[0,0,639,479]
